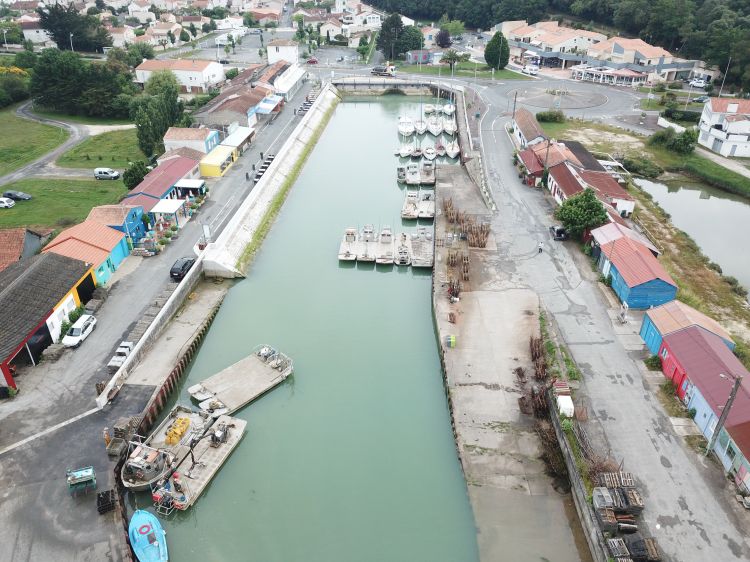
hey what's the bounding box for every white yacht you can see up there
[376,226,395,265]
[427,114,443,136]
[401,191,419,219]
[423,146,437,161]
[398,116,415,137]
[445,140,460,159]
[399,143,412,158]
[338,227,357,261]
[442,103,456,116]
[394,232,412,266]
[414,119,427,135]
[442,116,457,136]
[421,160,436,185]
[357,224,377,262]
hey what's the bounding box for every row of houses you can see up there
[496,19,718,86]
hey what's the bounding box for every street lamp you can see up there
[705,372,743,457]
[2,29,7,51]
[69,32,74,52]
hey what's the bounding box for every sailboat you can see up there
[423,146,437,160]
[414,119,427,134]
[442,103,456,116]
[424,104,436,114]
[435,142,446,157]
[427,114,443,136]
[397,116,415,137]
[398,139,412,158]
[445,140,460,159]
[442,116,457,136]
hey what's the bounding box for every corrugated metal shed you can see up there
[600,236,674,288]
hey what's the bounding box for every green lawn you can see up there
[57,129,143,169]
[0,105,69,176]
[0,178,126,229]
[639,98,704,111]
[397,63,529,80]
[32,107,133,126]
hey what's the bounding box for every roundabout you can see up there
[505,86,609,110]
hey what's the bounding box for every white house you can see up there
[135,59,226,93]
[127,0,156,24]
[163,127,221,154]
[421,26,438,49]
[320,18,343,41]
[399,14,415,27]
[19,20,53,45]
[267,39,299,65]
[108,26,137,47]
[698,98,750,158]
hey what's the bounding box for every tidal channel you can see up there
[147,96,479,561]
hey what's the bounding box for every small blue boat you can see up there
[129,509,168,562]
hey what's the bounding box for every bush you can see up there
[225,67,239,79]
[645,355,662,370]
[623,156,663,178]
[662,107,701,123]
[667,82,682,89]
[536,110,565,123]
[648,128,698,154]
[653,83,667,92]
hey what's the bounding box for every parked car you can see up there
[3,190,32,201]
[549,225,568,241]
[248,28,262,34]
[522,65,540,75]
[219,59,229,64]
[107,341,134,371]
[306,57,319,64]
[62,314,97,348]
[170,256,196,281]
[693,95,709,103]
[94,167,120,180]
[0,197,15,208]
[689,78,707,88]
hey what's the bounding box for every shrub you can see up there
[623,156,663,178]
[645,355,662,370]
[688,407,697,419]
[170,225,178,231]
[667,82,682,89]
[164,231,173,238]
[662,107,701,123]
[653,83,667,92]
[648,128,698,154]
[536,110,565,123]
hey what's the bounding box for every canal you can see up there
[153,96,479,561]
[636,178,750,290]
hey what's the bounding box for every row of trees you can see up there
[37,3,112,52]
[377,14,426,59]
[368,0,750,90]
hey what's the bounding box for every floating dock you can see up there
[187,345,293,417]
[151,415,247,513]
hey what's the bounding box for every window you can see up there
[727,442,738,462]
[661,348,668,359]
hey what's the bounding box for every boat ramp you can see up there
[187,345,294,417]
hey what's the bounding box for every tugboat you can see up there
[129,510,168,562]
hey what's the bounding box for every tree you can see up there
[395,25,423,56]
[242,12,256,27]
[158,39,168,50]
[37,3,112,52]
[484,32,501,69]
[435,29,451,48]
[441,49,470,74]
[123,160,149,189]
[294,14,304,39]
[179,29,190,42]
[377,13,403,61]
[202,22,210,33]
[438,15,464,37]
[499,34,510,69]
[209,19,217,31]
[30,49,86,113]
[14,50,37,69]
[167,30,176,44]
[224,44,230,56]
[554,188,608,239]
[87,6,101,15]
[188,23,197,37]
[0,21,23,44]
[127,42,155,66]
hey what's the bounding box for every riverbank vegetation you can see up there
[0,105,68,176]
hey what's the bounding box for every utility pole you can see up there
[511,91,517,122]
[69,32,74,52]
[717,56,731,99]
[2,29,7,51]
[706,373,743,457]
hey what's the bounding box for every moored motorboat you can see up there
[401,191,419,219]
[423,146,437,161]
[424,104,436,114]
[129,510,168,562]
[397,116,415,136]
[421,160,436,185]
[418,192,435,219]
[405,162,421,185]
[338,227,357,261]
[357,224,377,262]
[399,143,412,158]
[445,140,460,159]
[397,166,406,182]
[442,117,457,136]
[414,119,427,135]
[376,226,394,264]
[394,232,412,266]
[411,145,423,158]
[435,142,446,157]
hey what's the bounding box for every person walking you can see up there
[538,241,544,254]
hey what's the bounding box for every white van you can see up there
[522,65,539,76]
[94,168,120,180]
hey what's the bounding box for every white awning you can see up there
[273,65,306,95]
[174,179,205,190]
[150,198,187,214]
[256,95,284,114]
[220,126,255,147]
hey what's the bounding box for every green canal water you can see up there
[159,97,479,561]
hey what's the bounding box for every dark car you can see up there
[693,95,709,103]
[3,190,32,201]
[306,57,319,64]
[219,59,229,64]
[170,257,196,281]
[549,225,568,241]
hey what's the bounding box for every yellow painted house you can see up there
[200,145,238,177]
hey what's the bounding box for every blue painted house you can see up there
[86,204,146,245]
[42,220,129,286]
[597,236,677,309]
[640,300,735,355]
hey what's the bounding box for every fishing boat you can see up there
[418,192,436,219]
[414,119,427,135]
[129,510,168,562]
[121,405,212,492]
[397,166,406,182]
[376,226,395,264]
[427,114,443,136]
[338,227,357,261]
[405,162,421,185]
[442,117,457,136]
[424,104,436,114]
[357,224,377,262]
[442,103,456,116]
[435,142,446,157]
[398,143,412,158]
[394,232,412,266]
[421,160,436,185]
[445,140,460,159]
[397,116,415,137]
[423,146,437,161]
[401,191,419,219]
[410,145,423,158]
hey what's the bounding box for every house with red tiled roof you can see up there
[0,228,47,273]
[658,326,750,484]
[596,235,676,309]
[512,108,545,148]
[698,98,750,158]
[121,156,199,212]
[135,59,225,93]
[42,221,129,285]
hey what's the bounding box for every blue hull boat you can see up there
[129,509,168,562]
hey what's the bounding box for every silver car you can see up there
[0,197,15,209]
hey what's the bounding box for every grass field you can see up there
[0,106,69,176]
[397,63,529,80]
[32,107,133,126]
[57,129,143,169]
[0,178,126,229]
[639,98,704,111]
